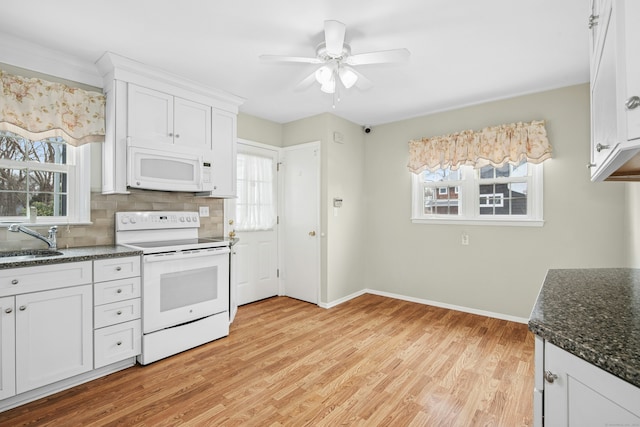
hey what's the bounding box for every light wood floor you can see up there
[0,294,534,426]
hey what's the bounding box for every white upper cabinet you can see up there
[590,0,640,181]
[96,52,244,195]
[128,84,212,152]
[127,84,174,147]
[174,97,212,150]
[207,108,237,197]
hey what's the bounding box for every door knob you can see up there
[309,231,316,237]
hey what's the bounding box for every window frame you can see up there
[0,136,91,225]
[411,163,544,227]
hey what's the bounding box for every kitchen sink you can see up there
[0,249,64,261]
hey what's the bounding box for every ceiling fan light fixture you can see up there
[320,75,336,93]
[315,65,333,85]
[338,67,358,89]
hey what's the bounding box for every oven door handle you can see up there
[144,247,230,263]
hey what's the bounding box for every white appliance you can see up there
[128,145,213,192]
[115,211,229,365]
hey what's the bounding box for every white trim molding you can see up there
[321,289,529,324]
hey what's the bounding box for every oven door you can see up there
[142,247,229,334]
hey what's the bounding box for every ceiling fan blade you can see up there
[324,20,346,57]
[294,69,320,91]
[350,68,373,90]
[346,48,410,66]
[259,54,322,64]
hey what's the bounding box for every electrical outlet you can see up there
[199,206,210,217]
[461,233,469,246]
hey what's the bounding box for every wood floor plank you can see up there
[0,294,534,426]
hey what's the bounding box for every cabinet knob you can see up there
[168,132,173,137]
[544,370,558,384]
[117,288,123,294]
[116,341,123,346]
[309,231,316,237]
[11,279,18,285]
[587,163,597,168]
[4,308,12,314]
[19,305,26,311]
[175,134,180,138]
[596,143,610,152]
[116,310,123,315]
[115,266,122,272]
[625,96,640,110]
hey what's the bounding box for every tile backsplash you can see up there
[0,189,224,250]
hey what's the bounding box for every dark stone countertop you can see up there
[0,245,142,269]
[528,268,640,389]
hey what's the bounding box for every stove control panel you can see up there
[116,211,201,230]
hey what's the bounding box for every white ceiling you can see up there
[0,0,589,126]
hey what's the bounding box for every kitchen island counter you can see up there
[528,268,640,388]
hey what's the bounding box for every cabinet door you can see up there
[544,343,640,427]
[590,0,618,171]
[210,108,237,197]
[174,97,211,150]
[15,285,93,394]
[127,84,174,147]
[0,296,15,400]
[622,0,640,140]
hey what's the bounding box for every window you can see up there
[0,131,91,224]
[412,160,543,226]
[235,152,276,231]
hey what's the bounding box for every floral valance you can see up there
[407,120,552,174]
[0,70,105,146]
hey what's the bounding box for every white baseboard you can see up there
[321,289,529,324]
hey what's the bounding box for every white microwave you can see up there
[128,145,213,192]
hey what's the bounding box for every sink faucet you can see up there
[8,224,58,250]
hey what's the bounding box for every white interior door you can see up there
[225,141,279,308]
[281,142,320,304]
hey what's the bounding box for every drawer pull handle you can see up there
[11,279,18,285]
[4,308,12,314]
[625,95,640,110]
[19,305,26,311]
[544,370,558,384]
[116,310,123,315]
[116,341,123,346]
[116,289,123,294]
[115,266,122,272]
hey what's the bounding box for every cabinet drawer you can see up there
[94,319,141,369]
[94,277,141,305]
[94,298,140,329]
[93,256,140,282]
[0,261,92,297]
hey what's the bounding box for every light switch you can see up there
[199,206,210,217]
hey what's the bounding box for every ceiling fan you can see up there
[260,20,410,95]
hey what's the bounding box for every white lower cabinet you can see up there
[0,296,16,400]
[93,257,142,369]
[539,339,640,426]
[15,285,93,394]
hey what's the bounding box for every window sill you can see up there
[411,217,544,227]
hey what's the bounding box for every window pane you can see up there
[0,134,27,161]
[479,166,494,179]
[423,168,460,182]
[511,161,527,177]
[495,164,510,177]
[235,153,275,231]
[29,138,66,164]
[424,185,459,215]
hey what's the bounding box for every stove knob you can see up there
[121,216,129,224]
[192,216,198,222]
[179,216,185,222]
[186,217,191,222]
[130,217,137,224]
